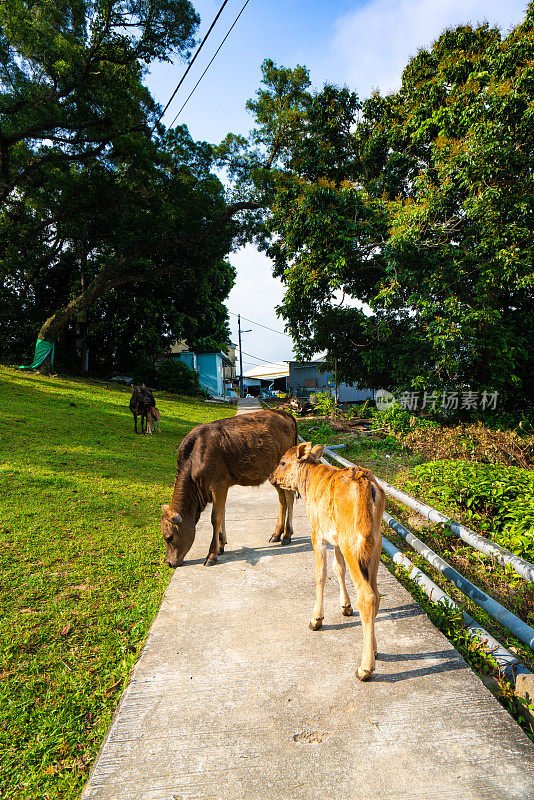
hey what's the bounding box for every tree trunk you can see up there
[37,350,54,374]
[37,264,141,341]
[36,201,264,342]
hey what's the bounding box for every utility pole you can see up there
[238,314,244,397]
[237,314,251,397]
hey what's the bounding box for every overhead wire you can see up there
[169,0,252,126]
[157,0,231,126]
[238,349,288,365]
[228,310,291,338]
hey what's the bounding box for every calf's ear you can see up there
[312,444,325,460]
[297,442,312,460]
[161,504,170,514]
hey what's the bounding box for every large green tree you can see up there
[0,0,251,369]
[224,8,534,407]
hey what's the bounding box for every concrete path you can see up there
[82,399,534,800]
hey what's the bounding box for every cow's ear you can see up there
[311,444,324,460]
[297,442,312,460]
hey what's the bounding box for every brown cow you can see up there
[161,409,298,567]
[270,442,385,681]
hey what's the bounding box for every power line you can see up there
[239,349,288,366]
[228,310,291,338]
[157,0,231,125]
[170,0,252,126]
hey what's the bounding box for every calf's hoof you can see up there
[269,532,282,542]
[356,666,374,682]
[309,617,323,631]
[203,554,218,566]
[341,604,353,617]
[280,535,292,545]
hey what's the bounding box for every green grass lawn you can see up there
[0,366,235,799]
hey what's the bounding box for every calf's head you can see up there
[160,504,196,567]
[270,442,325,491]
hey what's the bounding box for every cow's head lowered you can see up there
[160,505,196,568]
[270,442,325,492]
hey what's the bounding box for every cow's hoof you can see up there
[309,617,323,631]
[269,533,282,542]
[356,667,374,682]
[204,554,218,566]
[218,545,225,554]
[281,536,292,545]
[341,604,353,617]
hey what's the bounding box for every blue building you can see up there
[171,350,234,398]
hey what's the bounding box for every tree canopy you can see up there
[221,7,534,408]
[0,0,243,370]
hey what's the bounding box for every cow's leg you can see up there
[205,485,228,566]
[269,485,287,542]
[132,412,138,434]
[309,529,326,631]
[370,552,381,658]
[281,490,294,544]
[218,515,227,554]
[344,550,377,681]
[333,546,353,616]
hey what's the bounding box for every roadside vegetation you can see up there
[290,398,534,739]
[0,366,234,800]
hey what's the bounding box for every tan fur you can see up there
[146,406,160,435]
[270,442,385,681]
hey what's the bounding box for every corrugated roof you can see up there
[243,362,289,380]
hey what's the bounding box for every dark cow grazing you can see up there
[270,442,385,681]
[161,409,298,567]
[129,384,155,434]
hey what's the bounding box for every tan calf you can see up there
[270,442,385,681]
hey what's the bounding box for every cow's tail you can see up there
[352,468,381,581]
[292,414,299,446]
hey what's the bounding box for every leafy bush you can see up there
[371,403,439,434]
[405,460,534,560]
[131,359,204,396]
[345,402,373,419]
[314,390,335,415]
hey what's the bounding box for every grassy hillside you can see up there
[0,366,235,799]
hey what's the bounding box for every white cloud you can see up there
[226,245,296,368]
[332,0,526,98]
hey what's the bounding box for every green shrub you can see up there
[346,402,373,419]
[370,403,439,433]
[314,390,335,415]
[405,460,534,560]
[131,359,204,396]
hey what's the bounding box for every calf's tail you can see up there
[352,468,382,579]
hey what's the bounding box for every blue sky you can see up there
[146,0,527,369]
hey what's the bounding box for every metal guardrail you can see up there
[322,446,534,583]
[384,511,534,649]
[381,537,531,683]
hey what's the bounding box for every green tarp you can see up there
[19,339,55,370]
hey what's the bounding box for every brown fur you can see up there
[161,409,298,567]
[270,442,385,681]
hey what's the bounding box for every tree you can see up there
[0,0,255,369]
[226,7,534,407]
